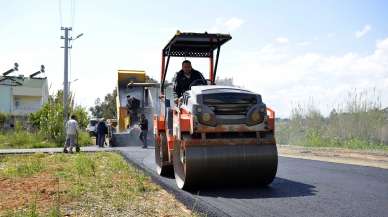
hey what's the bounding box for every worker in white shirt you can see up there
[64,115,79,153]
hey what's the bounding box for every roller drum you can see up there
[155,132,174,177]
[173,140,278,189]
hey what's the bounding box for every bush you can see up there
[78,131,93,146]
[0,131,57,149]
[276,89,388,151]
[0,112,10,129]
[0,130,92,149]
[28,90,90,145]
[0,91,92,149]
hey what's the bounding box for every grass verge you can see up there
[0,131,92,149]
[0,152,195,217]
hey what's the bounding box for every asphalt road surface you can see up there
[117,146,388,217]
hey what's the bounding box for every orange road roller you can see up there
[154,32,278,189]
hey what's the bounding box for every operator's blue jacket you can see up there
[173,69,206,98]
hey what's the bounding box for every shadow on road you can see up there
[192,177,317,199]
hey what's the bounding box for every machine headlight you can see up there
[247,105,265,126]
[193,104,217,126]
[201,113,212,122]
[251,111,261,122]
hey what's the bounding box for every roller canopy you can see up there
[163,32,232,57]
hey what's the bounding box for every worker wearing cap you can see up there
[173,60,207,98]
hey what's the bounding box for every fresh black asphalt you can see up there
[117,146,388,217]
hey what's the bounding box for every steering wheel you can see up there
[189,79,207,89]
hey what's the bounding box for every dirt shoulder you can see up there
[278,145,388,169]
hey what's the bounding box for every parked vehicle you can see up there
[86,118,98,137]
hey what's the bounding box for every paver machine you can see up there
[154,32,278,189]
[112,69,159,146]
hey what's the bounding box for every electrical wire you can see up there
[71,0,76,30]
[58,0,63,27]
[69,0,76,94]
[70,0,76,91]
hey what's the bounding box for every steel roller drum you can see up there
[155,132,174,177]
[173,141,278,189]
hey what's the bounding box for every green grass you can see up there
[0,153,45,178]
[0,152,195,217]
[276,122,388,152]
[0,131,57,149]
[0,131,92,149]
[300,129,388,151]
[276,89,388,152]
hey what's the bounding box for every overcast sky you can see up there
[1,0,387,117]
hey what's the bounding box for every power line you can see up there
[58,0,63,27]
[59,0,81,122]
[71,0,76,30]
[70,0,75,89]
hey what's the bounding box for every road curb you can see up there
[0,147,113,155]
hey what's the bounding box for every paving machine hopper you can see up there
[112,69,159,146]
[154,32,278,189]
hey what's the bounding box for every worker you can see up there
[107,120,116,147]
[126,95,140,127]
[173,60,207,98]
[139,113,149,148]
[64,114,78,153]
[96,118,108,147]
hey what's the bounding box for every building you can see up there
[0,75,48,119]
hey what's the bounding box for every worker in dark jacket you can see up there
[139,114,148,148]
[126,95,140,127]
[96,119,108,147]
[173,60,207,98]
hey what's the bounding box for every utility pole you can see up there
[61,27,82,124]
[61,27,72,123]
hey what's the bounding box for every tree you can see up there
[73,105,89,129]
[89,98,103,118]
[89,88,117,119]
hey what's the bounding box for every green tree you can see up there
[89,88,117,119]
[73,105,89,129]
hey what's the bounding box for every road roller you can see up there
[154,32,278,189]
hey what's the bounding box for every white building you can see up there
[0,75,48,117]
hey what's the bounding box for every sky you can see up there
[1,0,388,117]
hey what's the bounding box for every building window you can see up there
[14,99,20,109]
